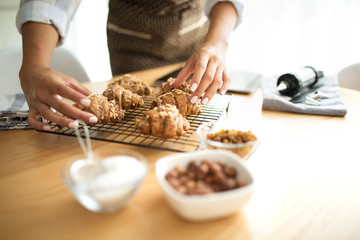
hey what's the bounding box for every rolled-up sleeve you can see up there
[204,0,244,29]
[16,0,81,45]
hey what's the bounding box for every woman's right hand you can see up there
[19,22,98,131]
[19,64,98,131]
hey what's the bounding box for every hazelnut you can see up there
[167,177,181,188]
[187,161,200,172]
[174,165,186,175]
[165,169,179,180]
[185,180,196,190]
[220,178,238,190]
[209,162,222,174]
[187,171,196,180]
[224,166,237,178]
[195,181,213,195]
[213,172,227,184]
[196,162,210,179]
[175,185,187,195]
[179,175,189,184]
[204,175,214,184]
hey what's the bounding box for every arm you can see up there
[20,22,97,130]
[17,0,98,130]
[19,22,98,131]
[172,1,239,105]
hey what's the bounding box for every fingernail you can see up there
[43,125,51,131]
[89,116,98,123]
[69,121,79,129]
[220,90,226,95]
[80,98,91,107]
[202,97,209,105]
[190,96,198,104]
[190,83,198,92]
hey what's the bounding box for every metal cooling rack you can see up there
[45,94,232,152]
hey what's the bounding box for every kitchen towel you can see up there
[0,93,31,129]
[262,75,347,116]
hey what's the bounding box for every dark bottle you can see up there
[276,66,324,97]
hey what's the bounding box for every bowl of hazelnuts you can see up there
[155,150,254,221]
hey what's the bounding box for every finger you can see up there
[38,93,98,124]
[201,67,223,105]
[49,80,91,107]
[189,54,209,93]
[172,61,193,87]
[46,70,91,97]
[37,103,80,129]
[219,70,231,95]
[191,59,217,103]
[27,109,52,131]
[67,79,92,96]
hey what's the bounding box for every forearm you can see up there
[203,2,238,49]
[20,22,59,71]
[18,22,95,130]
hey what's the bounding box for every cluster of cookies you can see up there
[75,74,202,138]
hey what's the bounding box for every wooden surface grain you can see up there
[1,64,360,240]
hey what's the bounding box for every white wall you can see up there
[0,1,22,48]
[63,0,112,83]
[0,0,111,83]
[227,0,360,76]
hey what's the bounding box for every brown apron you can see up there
[107,0,209,75]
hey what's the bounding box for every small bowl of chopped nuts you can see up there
[155,150,254,221]
[196,121,259,160]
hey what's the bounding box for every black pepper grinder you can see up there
[276,66,324,97]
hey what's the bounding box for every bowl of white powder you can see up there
[62,149,148,213]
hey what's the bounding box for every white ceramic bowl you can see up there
[155,150,254,221]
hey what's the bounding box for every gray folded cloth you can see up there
[261,75,347,116]
[0,93,31,130]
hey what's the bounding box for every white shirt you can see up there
[16,0,244,46]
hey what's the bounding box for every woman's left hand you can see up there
[172,42,231,105]
[171,1,238,105]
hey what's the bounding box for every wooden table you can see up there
[1,64,360,240]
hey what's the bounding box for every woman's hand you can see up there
[172,41,231,105]
[19,65,98,131]
[171,2,238,105]
[20,22,97,130]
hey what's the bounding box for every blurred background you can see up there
[1,0,359,83]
